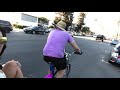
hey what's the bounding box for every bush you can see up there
[48,25,55,28]
[13,24,27,29]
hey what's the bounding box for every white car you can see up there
[110,39,119,45]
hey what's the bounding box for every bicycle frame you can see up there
[44,63,57,78]
[28,51,82,78]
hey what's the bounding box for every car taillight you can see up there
[118,55,120,59]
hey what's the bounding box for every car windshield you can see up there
[31,26,39,29]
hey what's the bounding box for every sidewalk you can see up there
[105,39,111,43]
[74,36,111,43]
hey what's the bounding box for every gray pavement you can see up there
[1,30,120,78]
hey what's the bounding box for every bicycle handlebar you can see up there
[74,51,83,55]
[65,51,83,56]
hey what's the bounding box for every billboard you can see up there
[21,13,38,23]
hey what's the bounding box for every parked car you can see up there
[0,20,13,33]
[24,26,46,35]
[110,39,119,46]
[23,26,32,30]
[108,43,120,65]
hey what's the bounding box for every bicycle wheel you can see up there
[63,64,71,78]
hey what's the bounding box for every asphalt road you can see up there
[1,30,120,78]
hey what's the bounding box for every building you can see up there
[0,12,53,27]
[18,13,39,26]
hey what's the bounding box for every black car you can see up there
[24,26,46,35]
[0,20,13,33]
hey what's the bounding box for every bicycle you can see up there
[44,50,82,78]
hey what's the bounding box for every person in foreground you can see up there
[0,26,7,59]
[0,36,24,78]
[43,20,81,78]
[0,60,24,78]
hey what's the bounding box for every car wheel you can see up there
[24,31,27,33]
[35,32,38,34]
[108,58,116,64]
[108,52,111,61]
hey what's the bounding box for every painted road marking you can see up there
[101,59,110,64]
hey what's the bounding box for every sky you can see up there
[0,12,120,37]
[24,12,79,25]
[23,12,56,25]
[0,12,56,25]
[0,12,80,25]
[84,12,120,37]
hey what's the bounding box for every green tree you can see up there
[81,26,93,34]
[76,12,86,33]
[38,17,49,25]
[48,25,55,28]
[54,12,74,31]
[81,26,90,33]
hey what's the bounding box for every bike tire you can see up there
[63,64,71,78]
[53,71,57,78]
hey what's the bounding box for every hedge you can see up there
[13,24,28,29]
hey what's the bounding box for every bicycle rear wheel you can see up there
[63,64,71,78]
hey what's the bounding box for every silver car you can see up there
[108,43,120,64]
[110,39,119,46]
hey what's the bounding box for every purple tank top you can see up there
[43,29,75,58]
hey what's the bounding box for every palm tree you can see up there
[54,12,74,31]
[38,17,49,26]
[76,12,86,33]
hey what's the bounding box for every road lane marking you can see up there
[101,59,110,64]
[105,50,110,53]
[101,58,120,72]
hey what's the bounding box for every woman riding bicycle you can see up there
[43,20,81,78]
